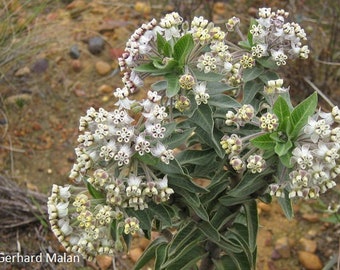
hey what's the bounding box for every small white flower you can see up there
[270,49,288,66]
[151,143,174,164]
[291,144,314,169]
[193,81,209,105]
[134,135,151,155]
[114,145,132,166]
[332,106,340,123]
[56,202,69,218]
[58,218,73,236]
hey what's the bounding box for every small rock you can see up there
[302,213,320,223]
[298,251,323,270]
[4,93,32,105]
[274,236,290,258]
[258,201,271,213]
[95,61,111,75]
[248,7,258,17]
[270,249,281,260]
[129,247,143,263]
[15,66,30,77]
[134,1,151,15]
[213,2,226,15]
[31,58,49,73]
[71,59,82,72]
[96,255,112,270]
[98,84,113,94]
[298,238,317,253]
[69,44,80,59]
[88,36,105,55]
[139,237,150,250]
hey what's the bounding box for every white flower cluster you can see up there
[269,106,340,199]
[48,90,175,260]
[48,185,115,261]
[250,7,310,65]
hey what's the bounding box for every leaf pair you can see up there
[251,92,318,167]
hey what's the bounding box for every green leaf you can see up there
[278,190,294,219]
[168,174,208,194]
[148,202,173,228]
[238,40,251,50]
[175,149,216,165]
[174,188,200,207]
[259,70,280,83]
[190,103,214,135]
[152,158,185,176]
[201,177,231,205]
[134,152,160,166]
[289,92,318,139]
[134,61,172,75]
[256,56,279,69]
[165,74,180,97]
[191,68,225,81]
[226,226,253,267]
[157,32,172,57]
[86,181,105,199]
[123,233,132,250]
[219,196,253,207]
[274,140,293,157]
[162,241,207,270]
[152,58,178,71]
[173,33,194,65]
[161,127,195,149]
[133,237,168,270]
[196,221,220,243]
[125,208,152,231]
[151,80,167,91]
[182,195,209,221]
[213,253,251,270]
[243,201,258,253]
[250,133,276,151]
[242,81,264,104]
[168,221,199,256]
[206,81,236,94]
[227,171,272,198]
[194,126,225,158]
[279,152,293,168]
[243,65,264,82]
[273,95,291,131]
[154,243,168,269]
[208,94,241,109]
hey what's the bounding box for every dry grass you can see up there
[0,174,48,230]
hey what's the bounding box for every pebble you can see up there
[258,201,271,213]
[129,247,143,263]
[302,213,320,223]
[298,251,323,270]
[98,84,113,94]
[95,61,111,75]
[71,59,82,72]
[298,237,317,253]
[96,255,112,270]
[31,58,49,73]
[139,237,150,250]
[88,36,105,55]
[274,236,290,258]
[4,93,32,105]
[69,44,80,59]
[134,1,151,15]
[15,66,30,77]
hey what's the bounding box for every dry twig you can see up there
[0,174,48,229]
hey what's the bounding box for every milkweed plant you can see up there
[47,7,340,270]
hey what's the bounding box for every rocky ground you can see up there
[0,0,339,269]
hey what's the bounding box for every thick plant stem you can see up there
[199,241,220,270]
